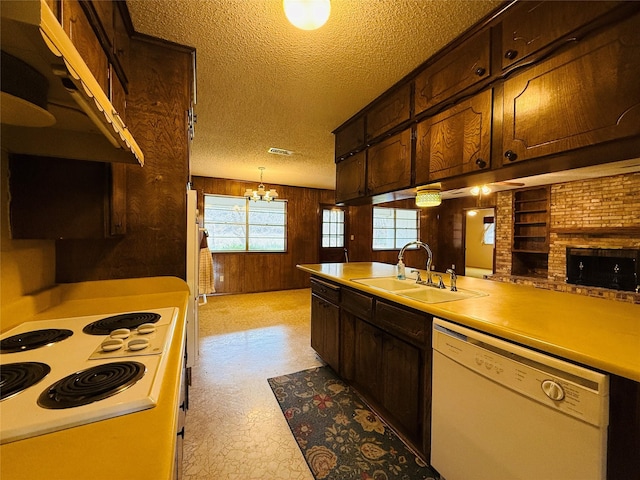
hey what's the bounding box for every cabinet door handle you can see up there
[504,49,518,60]
[177,427,185,438]
[475,158,487,169]
[504,150,518,162]
[475,67,486,76]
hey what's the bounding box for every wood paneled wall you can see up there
[191,176,335,294]
[55,39,193,282]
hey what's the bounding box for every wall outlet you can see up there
[220,275,224,282]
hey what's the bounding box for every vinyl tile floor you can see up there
[182,289,322,479]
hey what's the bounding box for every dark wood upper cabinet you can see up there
[367,129,412,196]
[113,3,130,79]
[335,115,365,160]
[415,28,491,116]
[62,0,109,95]
[416,89,492,184]
[501,12,640,165]
[335,151,367,204]
[500,1,622,71]
[90,0,114,50]
[366,84,411,141]
[8,156,120,240]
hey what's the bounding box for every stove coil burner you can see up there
[83,312,161,335]
[38,361,145,409]
[0,329,73,353]
[1,362,51,401]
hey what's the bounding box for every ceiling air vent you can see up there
[268,147,294,156]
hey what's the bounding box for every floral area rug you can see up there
[267,366,438,480]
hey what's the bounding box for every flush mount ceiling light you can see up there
[244,167,279,202]
[283,0,331,30]
[415,188,442,208]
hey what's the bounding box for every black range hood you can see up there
[0,0,143,165]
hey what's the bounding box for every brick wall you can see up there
[494,172,640,302]
[495,190,513,275]
[549,173,640,281]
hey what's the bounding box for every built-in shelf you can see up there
[512,186,550,278]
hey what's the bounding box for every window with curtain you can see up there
[372,207,419,250]
[203,194,287,252]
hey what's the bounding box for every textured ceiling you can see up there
[127,0,502,189]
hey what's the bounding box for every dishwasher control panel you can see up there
[433,318,609,428]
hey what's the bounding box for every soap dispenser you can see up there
[397,259,406,280]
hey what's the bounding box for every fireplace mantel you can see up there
[552,226,640,236]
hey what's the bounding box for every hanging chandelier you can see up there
[244,167,279,202]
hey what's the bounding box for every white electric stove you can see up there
[0,307,178,444]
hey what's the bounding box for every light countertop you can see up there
[0,276,190,480]
[298,262,640,383]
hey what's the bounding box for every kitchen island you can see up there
[0,276,189,480]
[298,262,640,479]
[299,262,640,381]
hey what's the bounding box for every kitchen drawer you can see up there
[311,278,341,305]
[374,300,428,347]
[341,288,373,320]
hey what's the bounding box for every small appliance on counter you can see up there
[0,307,178,444]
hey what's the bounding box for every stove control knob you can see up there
[541,379,565,401]
[101,338,124,352]
[128,338,150,351]
[111,328,131,339]
[137,323,156,335]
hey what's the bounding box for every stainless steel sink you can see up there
[351,276,486,304]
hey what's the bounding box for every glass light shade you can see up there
[470,185,491,196]
[415,189,441,207]
[283,0,331,30]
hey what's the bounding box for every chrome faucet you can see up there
[399,241,433,286]
[446,265,458,292]
[410,269,422,283]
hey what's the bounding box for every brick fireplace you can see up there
[494,172,640,303]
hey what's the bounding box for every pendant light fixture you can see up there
[283,0,331,30]
[468,185,491,216]
[416,187,442,207]
[244,167,279,202]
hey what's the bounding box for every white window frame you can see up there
[372,207,420,250]
[321,208,345,248]
[203,194,287,253]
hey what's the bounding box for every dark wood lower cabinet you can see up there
[352,312,428,457]
[309,276,640,475]
[310,294,340,373]
[354,318,384,401]
[381,334,421,441]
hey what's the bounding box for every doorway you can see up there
[464,207,495,278]
[318,204,349,263]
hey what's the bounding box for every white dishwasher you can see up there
[431,318,609,480]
